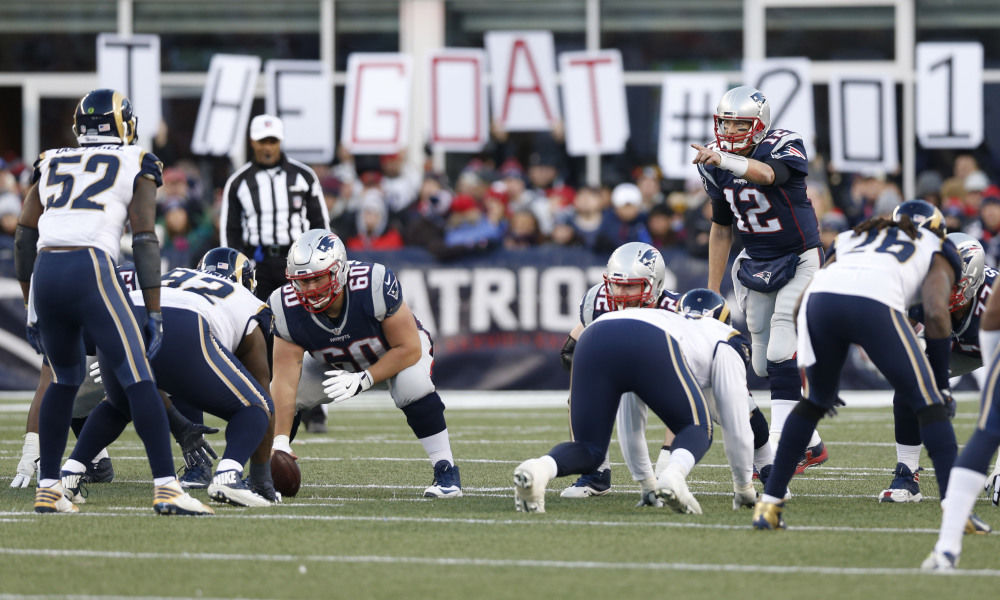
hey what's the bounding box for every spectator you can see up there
[967,194,1000,267]
[347,189,404,251]
[504,208,544,249]
[594,183,651,254]
[379,151,422,215]
[443,194,503,255]
[916,170,944,207]
[844,171,886,226]
[0,192,20,277]
[634,165,665,211]
[819,210,849,257]
[683,195,714,259]
[647,203,679,250]
[551,186,604,250]
[962,171,992,221]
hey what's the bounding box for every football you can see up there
[271,449,301,497]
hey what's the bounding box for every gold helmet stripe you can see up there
[111,90,126,141]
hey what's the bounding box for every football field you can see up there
[2,391,1000,598]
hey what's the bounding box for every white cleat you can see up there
[921,549,958,572]
[207,470,272,507]
[153,480,215,516]
[733,483,758,510]
[513,459,547,513]
[655,470,702,515]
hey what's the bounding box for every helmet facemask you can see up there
[288,265,345,314]
[714,116,765,153]
[603,275,656,311]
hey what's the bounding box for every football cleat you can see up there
[208,470,272,507]
[965,513,992,535]
[153,480,215,516]
[82,457,114,484]
[513,458,548,513]
[733,483,758,510]
[178,462,212,489]
[655,470,702,515]
[424,460,463,498]
[757,464,792,500]
[879,463,922,503]
[921,550,958,572]
[794,442,828,474]
[751,500,786,530]
[987,469,1000,506]
[560,469,611,498]
[246,476,282,504]
[34,482,79,514]
[60,469,88,504]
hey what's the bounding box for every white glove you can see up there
[10,432,39,488]
[733,482,757,510]
[272,434,295,457]
[89,359,102,385]
[322,369,373,404]
[636,477,664,508]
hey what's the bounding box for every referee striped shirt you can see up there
[220,155,330,250]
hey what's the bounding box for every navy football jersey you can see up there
[269,260,419,372]
[909,266,997,360]
[579,283,681,327]
[699,129,820,260]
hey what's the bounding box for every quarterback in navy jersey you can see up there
[268,229,462,497]
[693,85,827,474]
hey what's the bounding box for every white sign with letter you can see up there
[426,49,488,153]
[191,54,261,157]
[743,57,815,159]
[916,42,983,149]
[264,60,334,164]
[828,74,898,174]
[485,31,561,132]
[341,53,413,155]
[658,74,727,180]
[97,33,161,148]
[559,50,629,156]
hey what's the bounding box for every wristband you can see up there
[273,434,292,454]
[716,151,749,177]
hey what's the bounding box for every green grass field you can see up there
[2,392,1000,599]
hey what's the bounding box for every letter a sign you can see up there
[485,31,561,132]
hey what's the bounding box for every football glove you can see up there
[986,469,1000,507]
[89,360,103,385]
[145,311,163,359]
[322,369,373,404]
[173,422,219,469]
[25,323,43,355]
[941,388,956,419]
[636,477,664,508]
[271,434,297,459]
[9,432,39,488]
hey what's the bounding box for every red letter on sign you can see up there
[350,62,405,145]
[568,57,612,144]
[501,39,553,125]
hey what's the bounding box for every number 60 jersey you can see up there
[809,226,961,313]
[34,143,162,262]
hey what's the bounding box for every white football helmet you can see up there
[946,232,986,312]
[285,229,349,313]
[714,85,771,153]
[603,242,666,310]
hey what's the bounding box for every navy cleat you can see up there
[794,441,828,474]
[179,462,212,489]
[921,550,958,572]
[424,460,462,498]
[752,500,786,530]
[560,469,611,498]
[879,463,922,503]
[965,513,992,535]
[82,457,114,484]
[208,470,271,507]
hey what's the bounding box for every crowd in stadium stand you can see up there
[0,128,998,273]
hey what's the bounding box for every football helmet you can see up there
[946,232,986,312]
[285,229,348,313]
[678,288,731,326]
[603,242,666,310]
[197,247,256,293]
[714,85,771,153]
[73,89,138,145]
[892,200,945,236]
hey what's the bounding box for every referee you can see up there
[220,114,330,301]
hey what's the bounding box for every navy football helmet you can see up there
[678,288,731,326]
[892,200,945,236]
[197,247,256,293]
[73,89,138,145]
[603,242,666,310]
[285,229,349,313]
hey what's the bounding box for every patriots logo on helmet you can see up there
[316,234,340,252]
[750,91,767,106]
[638,248,659,271]
[753,270,773,284]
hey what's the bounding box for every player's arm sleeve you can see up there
[768,136,809,177]
[763,158,792,186]
[711,343,755,487]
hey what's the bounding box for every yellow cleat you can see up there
[34,482,79,514]
[751,500,785,530]
[964,512,991,535]
[153,480,215,516]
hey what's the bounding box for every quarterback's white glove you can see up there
[89,360,103,385]
[322,369,373,404]
[10,432,39,488]
[987,468,1000,506]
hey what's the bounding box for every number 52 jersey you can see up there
[808,226,960,312]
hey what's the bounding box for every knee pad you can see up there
[401,392,447,439]
[767,359,801,401]
[749,408,769,450]
[791,399,826,424]
[751,347,768,378]
[765,322,797,364]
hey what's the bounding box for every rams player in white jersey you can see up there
[13,89,211,515]
[754,201,961,530]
